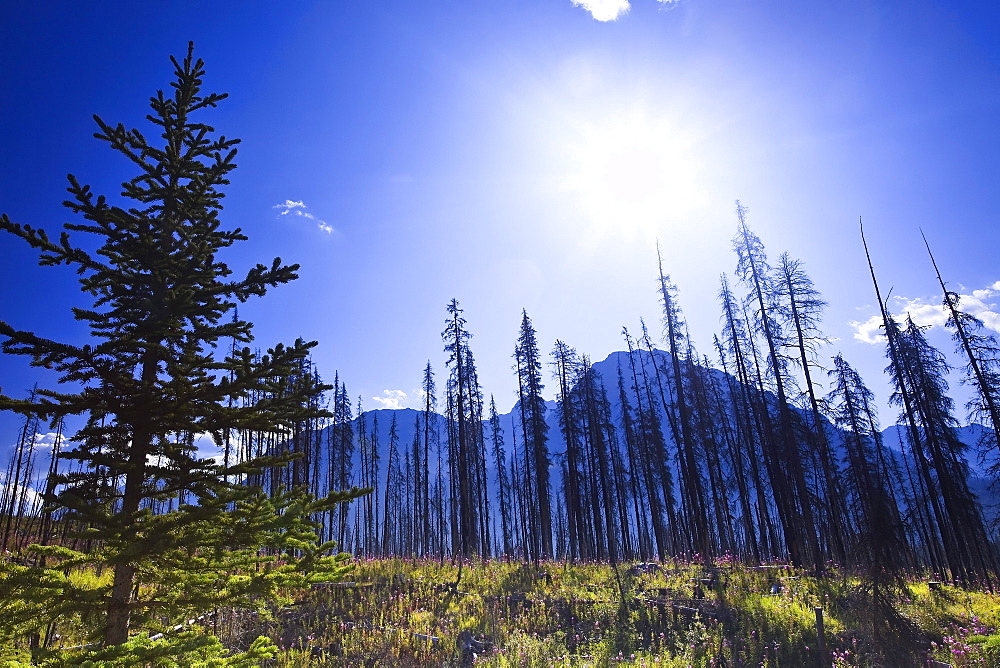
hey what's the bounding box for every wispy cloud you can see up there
[571,0,631,22]
[851,280,1000,343]
[372,390,408,410]
[273,199,334,235]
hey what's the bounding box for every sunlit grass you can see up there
[5,555,1000,665]
[256,557,1000,666]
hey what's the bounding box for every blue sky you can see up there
[1,1,999,442]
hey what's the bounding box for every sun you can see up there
[556,106,707,243]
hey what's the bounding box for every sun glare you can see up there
[557,107,707,243]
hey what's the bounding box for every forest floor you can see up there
[222,556,1000,666]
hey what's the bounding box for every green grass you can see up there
[5,556,1000,666]
[238,557,999,666]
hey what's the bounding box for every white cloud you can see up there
[978,311,1000,331]
[851,315,885,344]
[570,0,679,21]
[571,0,631,22]
[274,199,306,214]
[30,432,62,450]
[372,390,408,410]
[272,200,334,235]
[851,280,1000,343]
[890,296,949,329]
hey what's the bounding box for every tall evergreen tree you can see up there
[687,352,737,558]
[717,275,777,560]
[409,363,432,556]
[327,377,354,546]
[888,316,996,583]
[464,346,492,555]
[0,46,363,659]
[420,362,444,556]
[615,362,652,559]
[552,340,587,559]
[382,413,401,555]
[826,354,909,573]
[442,299,486,556]
[654,251,710,560]
[622,328,675,559]
[488,396,513,556]
[513,310,552,559]
[733,202,819,569]
[575,357,621,562]
[773,251,849,564]
[356,400,376,556]
[924,234,1000,477]
[863,224,996,582]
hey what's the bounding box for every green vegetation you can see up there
[0,45,365,664]
[95,556,991,666]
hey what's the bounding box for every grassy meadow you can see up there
[240,557,1000,666]
[3,555,1000,665]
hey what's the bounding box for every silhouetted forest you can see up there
[9,203,996,593]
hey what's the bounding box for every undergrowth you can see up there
[253,557,1000,666]
[5,557,999,666]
